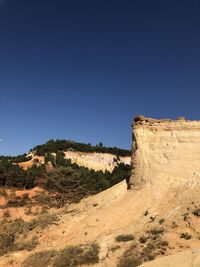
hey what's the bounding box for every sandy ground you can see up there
[1,176,200,266]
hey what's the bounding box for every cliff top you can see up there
[133,115,200,128]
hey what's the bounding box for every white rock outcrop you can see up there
[21,151,130,172]
[64,151,131,172]
[130,115,200,188]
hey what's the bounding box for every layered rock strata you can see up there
[130,115,200,188]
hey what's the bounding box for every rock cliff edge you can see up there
[130,115,200,188]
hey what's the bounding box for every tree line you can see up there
[30,139,131,157]
[0,151,131,204]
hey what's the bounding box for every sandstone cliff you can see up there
[19,151,130,172]
[130,115,200,188]
[3,116,200,267]
[63,151,130,172]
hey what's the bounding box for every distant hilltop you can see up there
[30,139,131,157]
[0,139,131,173]
[0,139,131,204]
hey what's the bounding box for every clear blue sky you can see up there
[0,0,200,156]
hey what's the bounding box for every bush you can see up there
[33,193,50,206]
[117,245,141,267]
[148,227,165,235]
[28,212,59,230]
[3,210,10,218]
[117,256,142,267]
[116,234,135,242]
[52,243,99,267]
[0,218,28,255]
[180,233,192,240]
[22,250,56,267]
[159,218,165,225]
[7,196,28,207]
[17,236,38,251]
[193,209,200,217]
[117,231,169,267]
[0,212,58,256]
[160,240,169,246]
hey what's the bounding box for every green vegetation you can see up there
[116,234,135,242]
[31,139,131,157]
[117,244,142,267]
[117,229,169,267]
[0,158,36,188]
[0,218,34,255]
[0,212,58,256]
[52,244,99,267]
[0,154,32,163]
[159,218,165,225]
[22,250,56,267]
[27,212,59,229]
[147,227,165,236]
[0,149,131,205]
[45,159,131,204]
[180,232,192,240]
[193,208,200,217]
[22,243,99,267]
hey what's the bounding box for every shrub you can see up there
[0,230,15,255]
[7,196,27,207]
[160,240,169,247]
[110,245,121,252]
[117,256,142,267]
[148,227,164,235]
[159,218,165,225]
[193,209,200,217]
[3,210,10,218]
[28,212,59,230]
[0,218,28,255]
[52,243,99,267]
[17,236,38,251]
[117,233,169,267]
[117,245,141,267]
[22,250,56,267]
[147,254,155,261]
[33,193,50,205]
[0,212,58,256]
[116,234,135,242]
[180,233,192,240]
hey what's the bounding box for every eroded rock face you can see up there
[130,115,200,188]
[20,151,131,172]
[64,151,131,172]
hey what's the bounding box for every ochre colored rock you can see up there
[130,116,200,188]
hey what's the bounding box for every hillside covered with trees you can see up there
[30,139,131,157]
[0,140,131,205]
